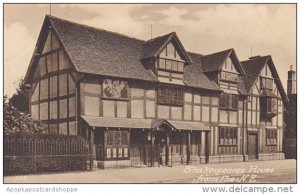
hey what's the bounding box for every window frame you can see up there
[219,93,238,111]
[157,86,184,106]
[266,128,277,145]
[105,130,129,159]
[158,58,184,73]
[218,127,238,146]
[260,96,277,116]
[260,76,273,91]
[220,71,239,83]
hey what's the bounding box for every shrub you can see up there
[3,96,47,135]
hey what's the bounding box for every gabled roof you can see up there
[186,52,221,91]
[201,49,232,72]
[240,56,269,93]
[240,56,288,101]
[141,32,174,59]
[141,31,193,64]
[25,15,220,91]
[49,15,158,82]
[201,48,244,74]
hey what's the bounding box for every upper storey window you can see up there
[158,59,184,72]
[219,93,238,111]
[158,42,185,73]
[260,77,273,91]
[260,96,277,117]
[157,86,184,106]
[220,71,239,83]
[260,64,273,91]
[220,57,239,83]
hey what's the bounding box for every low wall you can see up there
[258,153,285,161]
[97,160,131,169]
[208,155,245,163]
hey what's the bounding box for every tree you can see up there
[9,77,29,113]
[4,95,47,135]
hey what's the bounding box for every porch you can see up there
[81,116,210,169]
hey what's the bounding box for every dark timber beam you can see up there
[187,131,191,165]
[166,131,170,166]
[89,127,95,171]
[151,131,155,167]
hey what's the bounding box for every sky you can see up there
[3,4,296,97]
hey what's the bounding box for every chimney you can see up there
[287,65,296,96]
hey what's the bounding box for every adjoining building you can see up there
[283,66,297,159]
[24,15,288,169]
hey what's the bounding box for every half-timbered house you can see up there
[24,15,288,169]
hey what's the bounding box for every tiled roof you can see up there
[46,15,219,91]
[141,32,175,59]
[28,15,286,98]
[49,15,158,82]
[240,56,270,93]
[201,49,233,72]
[186,52,221,91]
[240,56,287,101]
[81,116,210,131]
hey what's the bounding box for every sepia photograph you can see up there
[2,2,297,188]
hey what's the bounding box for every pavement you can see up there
[4,159,296,184]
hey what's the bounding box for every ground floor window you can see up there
[105,130,129,159]
[219,127,237,145]
[266,129,277,145]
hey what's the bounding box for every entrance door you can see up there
[248,133,258,160]
[154,132,167,166]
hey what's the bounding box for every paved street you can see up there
[4,159,296,184]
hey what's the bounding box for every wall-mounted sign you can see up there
[103,79,128,99]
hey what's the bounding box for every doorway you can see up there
[248,133,258,160]
[154,131,167,166]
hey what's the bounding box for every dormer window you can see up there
[219,56,240,83]
[220,71,239,83]
[260,76,273,91]
[158,59,184,73]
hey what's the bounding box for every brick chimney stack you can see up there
[287,65,296,96]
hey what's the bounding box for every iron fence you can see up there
[4,133,91,175]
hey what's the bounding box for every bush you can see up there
[4,96,47,135]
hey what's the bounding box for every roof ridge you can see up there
[240,55,271,63]
[201,48,233,57]
[144,32,175,43]
[47,14,146,43]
